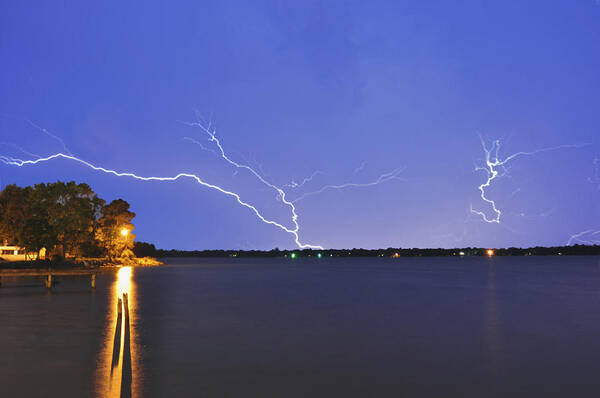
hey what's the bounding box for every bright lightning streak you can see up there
[0,153,323,249]
[181,120,326,249]
[471,137,586,224]
[567,230,600,246]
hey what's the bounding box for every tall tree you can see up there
[96,199,136,262]
[38,181,105,257]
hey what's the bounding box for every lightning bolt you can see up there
[0,152,324,249]
[180,119,326,249]
[471,136,586,224]
[2,116,404,249]
[183,117,404,220]
[567,230,600,246]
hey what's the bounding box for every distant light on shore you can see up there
[486,249,495,257]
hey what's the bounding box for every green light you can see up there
[317,253,322,259]
[291,252,297,259]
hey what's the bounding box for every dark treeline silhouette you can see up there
[133,242,600,258]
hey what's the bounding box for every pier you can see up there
[0,269,98,290]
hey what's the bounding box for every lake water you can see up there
[2,256,600,397]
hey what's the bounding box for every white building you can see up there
[0,245,46,261]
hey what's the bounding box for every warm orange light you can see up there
[486,249,494,257]
[392,252,400,258]
[120,228,129,237]
[117,266,132,297]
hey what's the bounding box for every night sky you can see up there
[1,1,599,250]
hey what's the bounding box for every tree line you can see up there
[133,245,600,258]
[0,181,136,262]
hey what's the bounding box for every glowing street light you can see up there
[290,252,297,259]
[486,249,495,257]
[121,228,129,237]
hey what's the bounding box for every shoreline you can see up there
[0,256,163,272]
[149,244,600,258]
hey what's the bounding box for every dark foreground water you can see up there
[2,256,600,397]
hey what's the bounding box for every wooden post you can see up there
[91,274,96,289]
[45,273,52,289]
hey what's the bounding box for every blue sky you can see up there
[1,1,599,249]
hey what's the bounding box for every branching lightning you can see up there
[291,168,405,203]
[181,119,327,249]
[22,118,73,156]
[182,118,403,241]
[567,230,600,246]
[0,152,324,249]
[284,171,322,189]
[1,118,404,249]
[182,137,216,155]
[471,136,586,224]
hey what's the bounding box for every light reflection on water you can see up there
[96,267,139,398]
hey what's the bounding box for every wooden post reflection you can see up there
[111,298,123,373]
[120,292,132,398]
[100,267,136,398]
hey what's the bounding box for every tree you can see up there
[133,241,157,257]
[35,181,105,258]
[96,199,136,262]
[0,182,139,262]
[0,185,32,245]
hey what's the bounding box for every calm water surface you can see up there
[2,256,600,397]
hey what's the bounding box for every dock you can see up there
[0,269,98,290]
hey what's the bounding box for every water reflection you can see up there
[97,267,138,398]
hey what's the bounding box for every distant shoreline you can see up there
[132,242,600,258]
